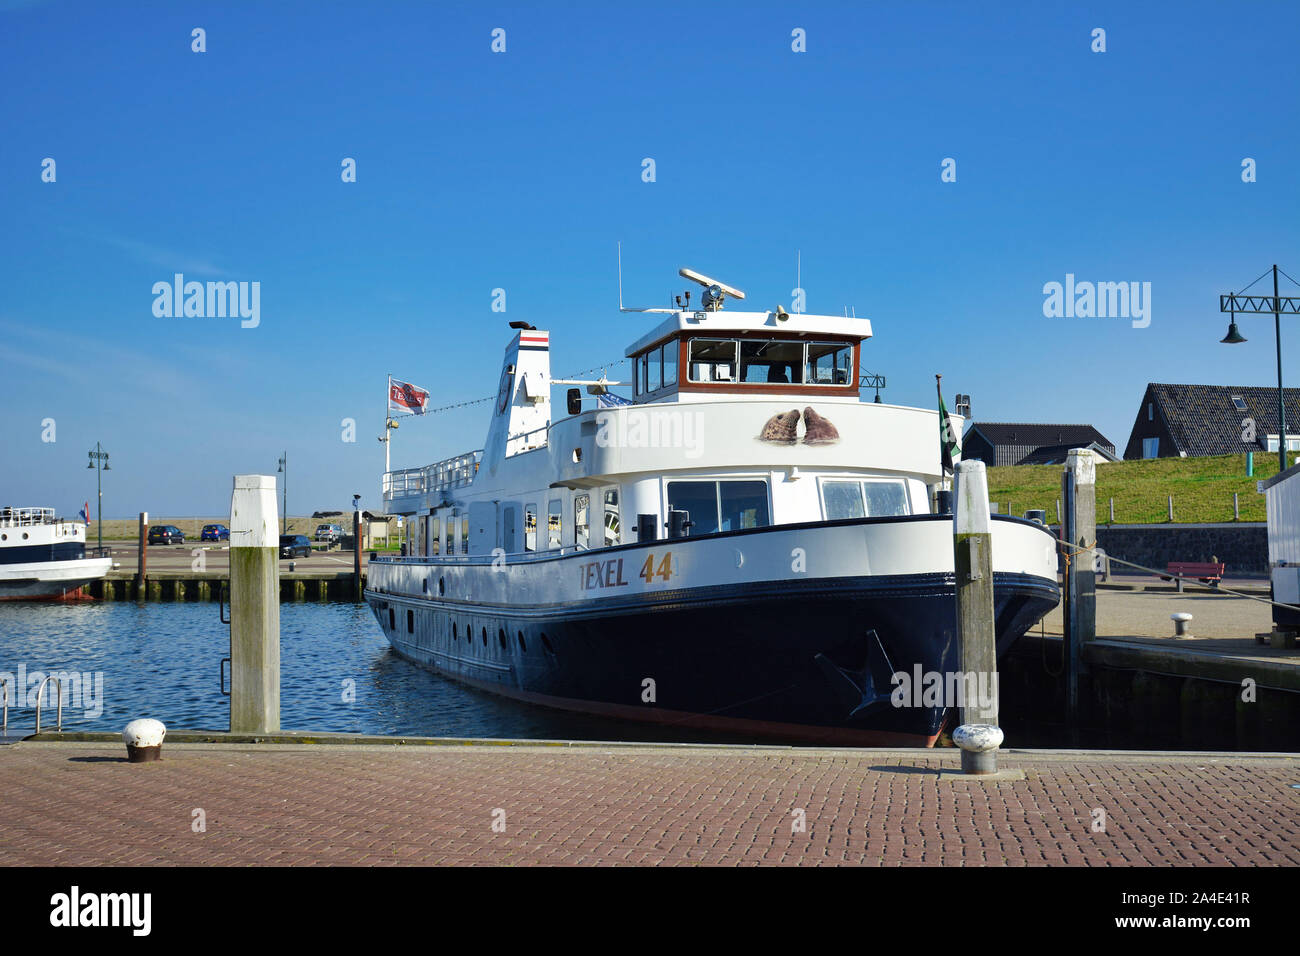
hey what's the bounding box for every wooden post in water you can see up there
[135,512,148,596]
[1062,449,1097,746]
[228,475,280,733]
[952,460,1002,774]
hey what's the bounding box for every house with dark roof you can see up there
[962,423,1118,467]
[1123,383,1300,459]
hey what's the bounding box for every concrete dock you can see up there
[1,738,1295,866]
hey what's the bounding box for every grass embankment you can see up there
[987,453,1287,524]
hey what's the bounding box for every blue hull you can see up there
[367,571,1059,746]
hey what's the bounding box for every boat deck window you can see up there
[821,479,911,519]
[524,503,537,552]
[547,499,563,549]
[603,489,620,546]
[575,494,590,549]
[666,480,770,535]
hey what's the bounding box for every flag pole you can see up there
[936,373,949,492]
[385,373,392,477]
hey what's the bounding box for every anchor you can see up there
[814,629,898,719]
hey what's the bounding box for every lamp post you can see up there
[276,452,287,535]
[1220,264,1300,474]
[86,442,110,552]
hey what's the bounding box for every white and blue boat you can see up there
[0,507,112,601]
[367,269,1060,745]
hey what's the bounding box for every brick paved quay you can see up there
[1,742,1296,866]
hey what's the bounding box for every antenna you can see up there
[678,267,745,311]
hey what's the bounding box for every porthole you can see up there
[481,627,487,646]
[422,579,428,593]
[498,628,507,650]
[407,609,414,634]
[439,577,445,596]
[388,608,395,630]
[540,632,555,655]
[517,632,526,652]
[22,532,28,540]
[452,622,458,641]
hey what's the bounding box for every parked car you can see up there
[279,534,312,559]
[148,525,185,545]
[315,523,343,543]
[201,524,230,541]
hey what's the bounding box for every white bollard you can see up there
[123,718,166,763]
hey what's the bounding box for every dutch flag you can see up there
[79,502,90,524]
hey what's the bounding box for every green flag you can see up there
[937,376,959,474]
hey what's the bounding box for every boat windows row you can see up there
[412,476,913,557]
[634,338,856,395]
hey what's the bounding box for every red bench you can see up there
[1162,561,1225,591]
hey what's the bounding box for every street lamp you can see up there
[86,442,110,552]
[277,452,287,535]
[1220,264,1300,473]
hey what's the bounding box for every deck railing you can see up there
[0,507,56,528]
[383,450,483,503]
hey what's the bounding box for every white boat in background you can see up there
[366,267,1060,745]
[0,508,113,601]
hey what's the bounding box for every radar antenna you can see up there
[678,267,745,311]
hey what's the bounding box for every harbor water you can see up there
[0,601,738,742]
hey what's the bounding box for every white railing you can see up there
[384,450,483,502]
[0,507,56,528]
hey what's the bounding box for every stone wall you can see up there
[1083,523,1269,575]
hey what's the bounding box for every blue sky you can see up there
[1,0,1297,518]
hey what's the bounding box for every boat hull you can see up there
[0,557,113,602]
[365,515,1061,746]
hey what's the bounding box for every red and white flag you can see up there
[389,378,430,415]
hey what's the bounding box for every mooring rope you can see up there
[1055,537,1291,611]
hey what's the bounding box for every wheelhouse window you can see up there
[686,338,855,387]
[821,479,910,519]
[575,494,590,549]
[666,480,771,535]
[662,343,677,386]
[740,341,804,384]
[688,339,738,383]
[806,342,854,385]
